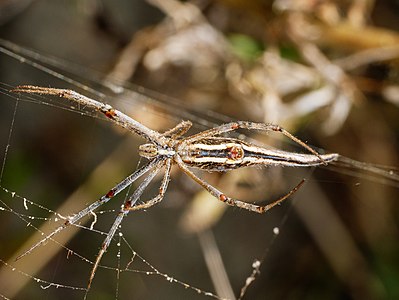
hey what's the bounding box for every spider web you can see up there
[1,31,399,300]
[0,40,297,299]
[0,86,232,299]
[0,186,222,299]
[0,90,229,299]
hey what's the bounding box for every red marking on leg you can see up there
[257,206,265,213]
[231,123,239,129]
[124,201,133,210]
[104,109,116,119]
[219,194,228,202]
[106,189,116,198]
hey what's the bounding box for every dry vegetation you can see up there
[0,0,398,299]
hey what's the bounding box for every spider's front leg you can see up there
[12,85,164,143]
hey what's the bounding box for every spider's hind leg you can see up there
[175,155,305,214]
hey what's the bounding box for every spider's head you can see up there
[139,143,158,159]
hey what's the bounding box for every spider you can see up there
[12,85,338,290]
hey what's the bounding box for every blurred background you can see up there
[0,0,398,299]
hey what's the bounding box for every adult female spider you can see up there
[12,85,338,290]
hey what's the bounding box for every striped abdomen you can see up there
[179,138,338,172]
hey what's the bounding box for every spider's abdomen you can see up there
[180,139,250,172]
[179,138,338,172]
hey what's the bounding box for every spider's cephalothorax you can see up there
[139,143,176,159]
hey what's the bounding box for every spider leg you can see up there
[183,121,327,165]
[87,159,164,290]
[162,120,192,139]
[12,85,165,144]
[175,156,305,214]
[15,158,161,261]
[128,158,172,211]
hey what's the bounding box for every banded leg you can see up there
[16,158,161,261]
[12,85,164,144]
[128,158,172,211]
[175,156,305,214]
[87,159,164,290]
[183,121,327,165]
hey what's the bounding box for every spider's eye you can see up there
[139,143,158,158]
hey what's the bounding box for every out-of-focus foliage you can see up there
[0,0,398,299]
